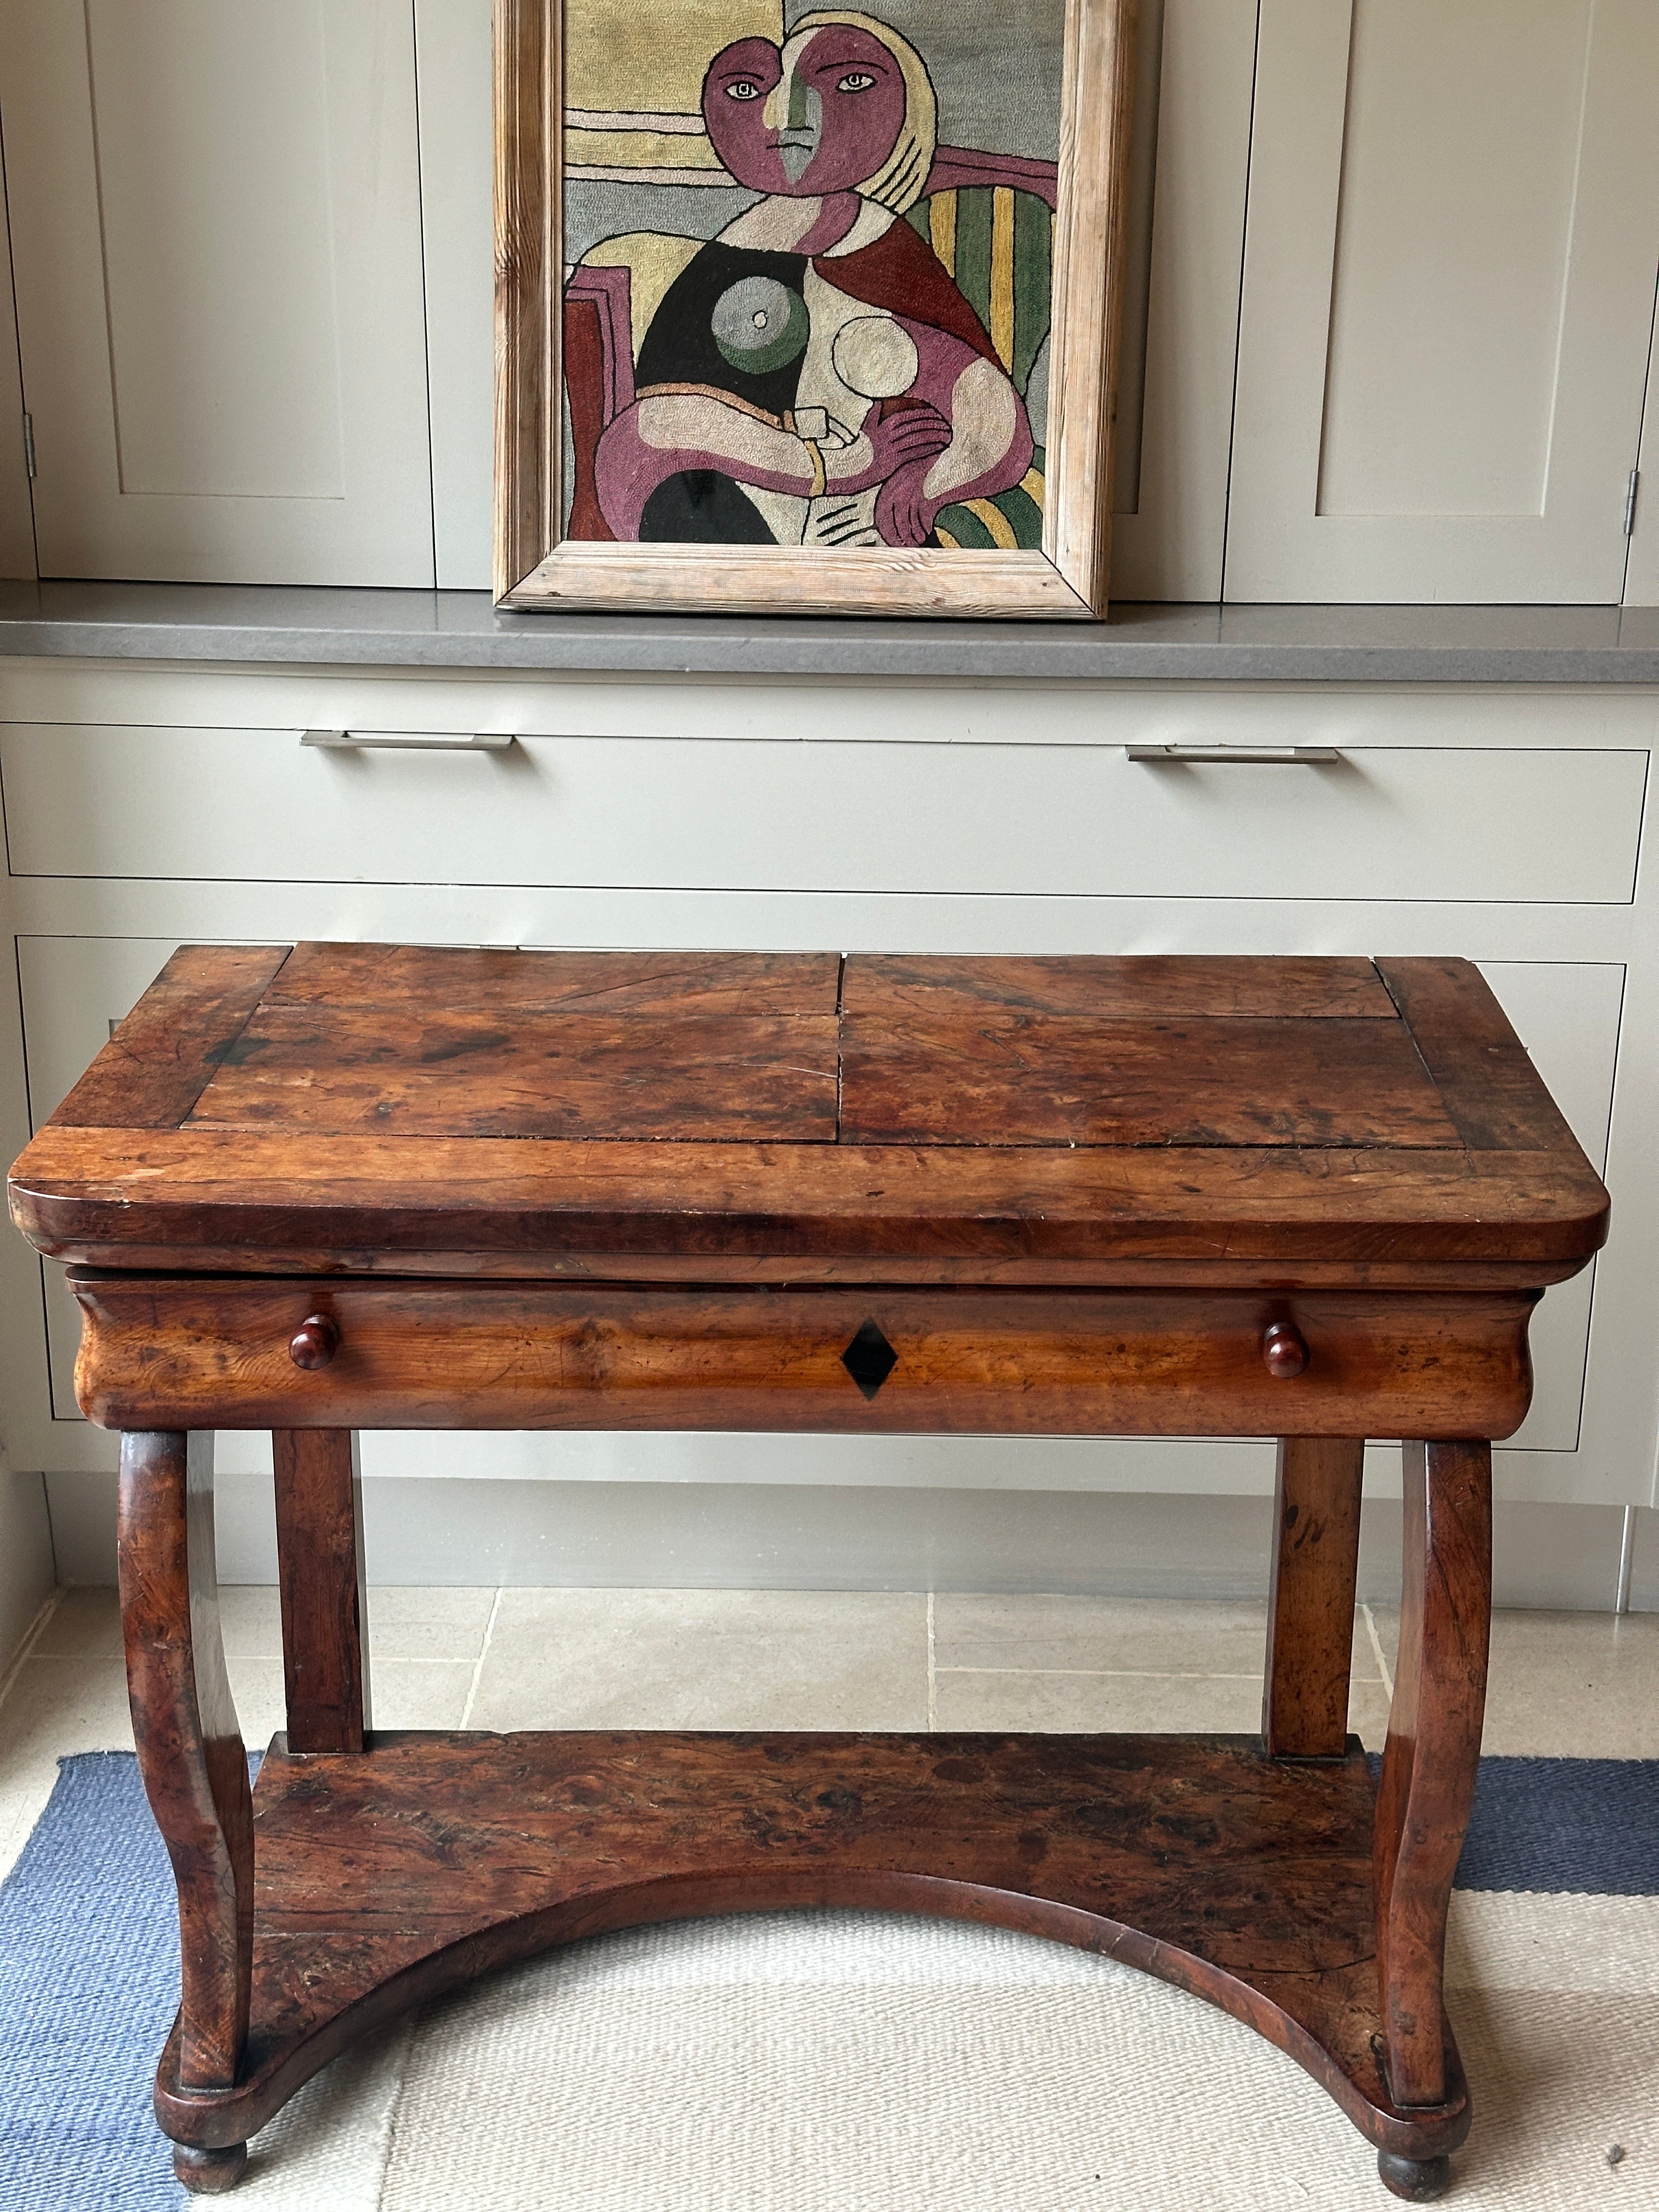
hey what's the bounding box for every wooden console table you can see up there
[7,946,1609,2200]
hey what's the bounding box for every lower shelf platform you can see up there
[154,1728,1469,2166]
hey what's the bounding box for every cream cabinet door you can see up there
[1109,0,1256,601]
[412,0,495,591]
[1226,0,1659,603]
[0,0,434,586]
[1624,303,1659,606]
[0,162,32,581]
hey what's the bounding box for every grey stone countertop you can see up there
[2,582,1658,684]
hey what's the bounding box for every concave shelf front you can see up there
[152,1728,1469,2164]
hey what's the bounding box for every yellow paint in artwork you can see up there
[583,233,704,359]
[928,191,957,278]
[567,0,783,122]
[1020,466,1046,507]
[990,187,1015,371]
[933,526,961,549]
[963,498,1019,549]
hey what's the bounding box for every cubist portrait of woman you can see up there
[562,0,1059,552]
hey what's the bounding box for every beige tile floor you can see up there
[3,1584,1657,1885]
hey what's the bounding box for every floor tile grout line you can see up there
[234,1653,480,1668]
[926,1592,936,1732]
[459,1587,504,1729]
[0,1590,66,1720]
[1363,1604,1395,1701]
[933,1667,1267,1681]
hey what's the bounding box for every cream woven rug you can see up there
[226,1898,1658,2210]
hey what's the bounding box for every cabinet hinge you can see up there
[1625,467,1640,538]
[20,412,35,481]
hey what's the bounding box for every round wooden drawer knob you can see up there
[1262,1322,1308,1379]
[289,1313,340,1371]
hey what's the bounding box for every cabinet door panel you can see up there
[1624,291,1659,607]
[413,0,494,591]
[0,0,433,585]
[1109,0,1256,600]
[0,161,32,581]
[1227,0,1659,602]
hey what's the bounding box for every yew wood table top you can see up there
[7,943,1610,1286]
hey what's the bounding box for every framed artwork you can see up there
[495,0,1136,617]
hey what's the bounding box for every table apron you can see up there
[69,1277,1537,1439]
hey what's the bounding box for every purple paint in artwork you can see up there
[703,27,908,200]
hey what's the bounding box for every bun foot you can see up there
[1378,2151,1452,2201]
[173,2143,248,2193]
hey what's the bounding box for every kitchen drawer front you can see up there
[1,723,1644,902]
[70,1277,1536,1441]
[18,938,1622,1457]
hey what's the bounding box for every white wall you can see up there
[0,1468,53,1666]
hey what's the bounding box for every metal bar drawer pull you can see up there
[301,730,518,752]
[1125,743,1342,764]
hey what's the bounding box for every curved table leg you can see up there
[1373,1439,1491,2199]
[118,1432,252,2192]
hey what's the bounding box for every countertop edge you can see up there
[3,590,1659,684]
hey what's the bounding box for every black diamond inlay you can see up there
[841,1318,898,1401]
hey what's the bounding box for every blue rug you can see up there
[1,1752,1655,2210]
[0,1755,183,2210]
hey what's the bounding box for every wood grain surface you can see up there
[267,945,840,1016]
[273,1431,370,1754]
[19,1128,1607,1279]
[69,1278,1536,1439]
[187,1008,840,1141]
[52,945,290,1130]
[1262,1438,1365,1758]
[12,948,1607,1285]
[839,1012,1460,1147]
[493,0,555,602]
[149,1728,1470,2163]
[506,543,1095,619]
[117,1433,252,2091]
[842,953,1401,1022]
[1374,959,1582,1153]
[1046,0,1138,611]
[1374,1440,1492,2109]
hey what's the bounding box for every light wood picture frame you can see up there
[495,0,1136,618]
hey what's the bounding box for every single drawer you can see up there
[0,722,1643,902]
[70,1277,1536,1441]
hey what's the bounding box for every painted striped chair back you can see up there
[905,184,1051,550]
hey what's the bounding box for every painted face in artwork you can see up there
[702,25,907,196]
